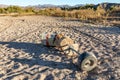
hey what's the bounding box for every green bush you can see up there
[5,6,23,13]
[24,7,34,13]
[0,8,5,13]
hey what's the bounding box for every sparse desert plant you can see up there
[0,8,6,13]
[5,6,23,13]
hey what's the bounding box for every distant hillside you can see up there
[29,4,84,9]
[0,4,8,8]
[29,3,120,11]
[96,3,120,10]
[32,3,119,9]
[0,3,120,10]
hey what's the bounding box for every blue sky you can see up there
[0,0,119,6]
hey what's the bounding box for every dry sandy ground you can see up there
[0,16,120,80]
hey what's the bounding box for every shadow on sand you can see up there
[0,41,78,71]
[0,41,103,79]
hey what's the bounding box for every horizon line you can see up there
[0,2,119,7]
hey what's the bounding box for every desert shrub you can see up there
[37,9,49,16]
[109,5,120,11]
[96,6,106,17]
[0,8,5,13]
[80,4,94,10]
[24,7,34,13]
[5,6,23,13]
[52,10,64,17]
